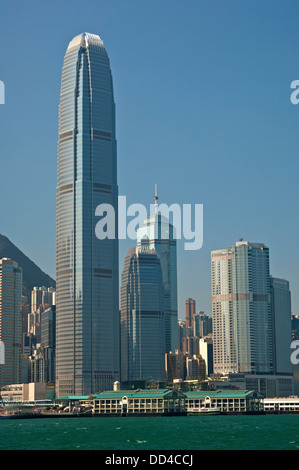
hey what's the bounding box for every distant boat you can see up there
[187,407,221,416]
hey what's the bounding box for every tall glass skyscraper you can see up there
[211,241,273,375]
[137,192,178,353]
[270,277,293,375]
[120,247,165,383]
[56,33,119,397]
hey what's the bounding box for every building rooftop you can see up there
[67,32,105,51]
[57,389,262,401]
[94,389,183,400]
[185,390,262,399]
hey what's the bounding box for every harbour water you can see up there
[0,414,299,450]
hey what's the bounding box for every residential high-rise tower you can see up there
[0,258,22,387]
[185,298,196,329]
[211,240,273,375]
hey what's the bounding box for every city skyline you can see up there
[1,1,299,453]
[1,0,299,319]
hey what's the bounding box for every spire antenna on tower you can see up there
[154,184,159,214]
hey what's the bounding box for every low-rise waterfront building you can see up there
[92,389,186,416]
[0,382,54,402]
[263,396,299,413]
[185,390,264,414]
[58,388,187,416]
[57,387,264,415]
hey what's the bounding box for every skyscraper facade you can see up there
[56,33,119,396]
[292,315,299,340]
[185,298,196,329]
[29,306,56,384]
[199,337,214,376]
[120,247,165,383]
[211,241,273,375]
[270,277,293,375]
[137,195,178,353]
[31,286,56,313]
[0,258,22,387]
[193,312,213,338]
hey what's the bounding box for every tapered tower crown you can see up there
[67,32,105,51]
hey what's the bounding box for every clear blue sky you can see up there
[1,0,299,317]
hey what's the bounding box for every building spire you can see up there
[154,184,159,214]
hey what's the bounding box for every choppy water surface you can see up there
[1,414,299,450]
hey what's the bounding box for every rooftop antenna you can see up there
[154,184,159,215]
